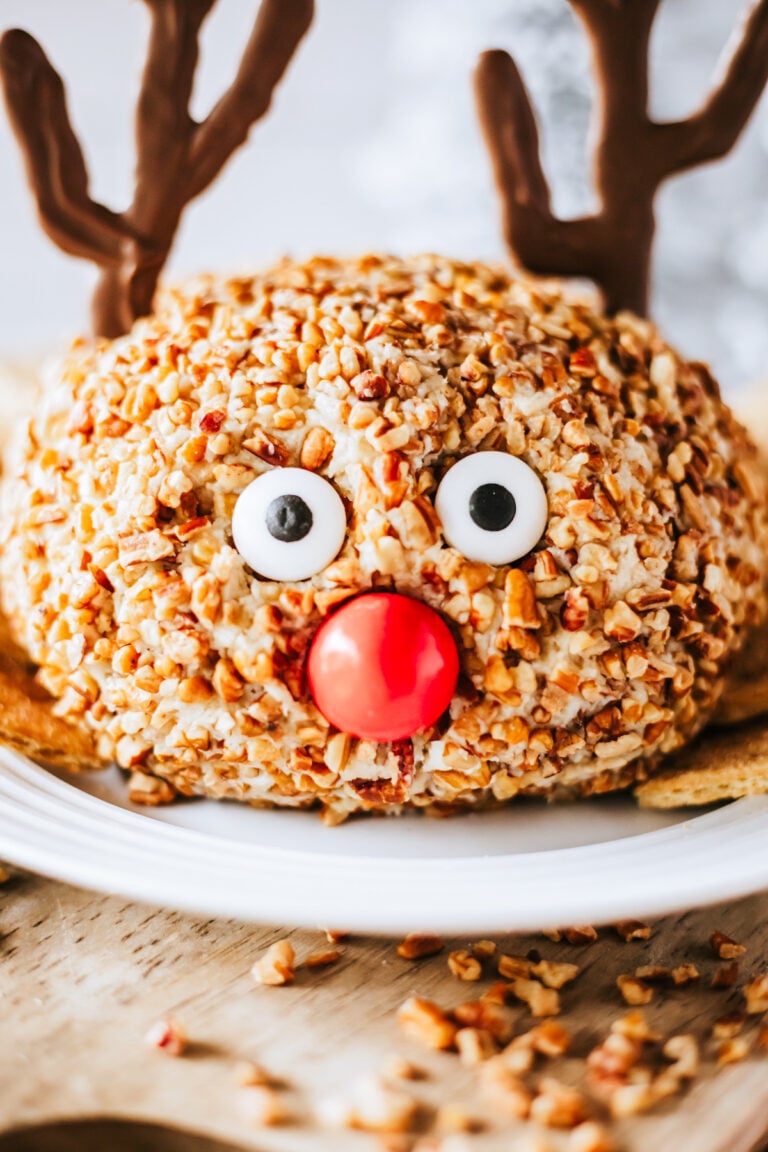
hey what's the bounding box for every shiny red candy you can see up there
[307,592,459,742]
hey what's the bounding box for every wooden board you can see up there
[2,869,768,1151]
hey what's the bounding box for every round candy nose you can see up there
[307,592,460,742]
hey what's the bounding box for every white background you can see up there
[1,0,767,393]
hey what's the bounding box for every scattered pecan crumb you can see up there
[397,934,444,961]
[235,1061,274,1087]
[530,1078,591,1129]
[709,930,746,960]
[471,939,497,959]
[610,1011,661,1043]
[613,920,652,942]
[671,964,700,986]
[633,965,672,984]
[718,1037,751,1065]
[447,949,483,981]
[251,939,295,986]
[481,981,510,1006]
[144,1017,187,1056]
[378,1137,416,1152]
[454,999,515,1044]
[564,926,598,945]
[508,1021,572,1066]
[567,1121,614,1152]
[587,1032,644,1099]
[651,1070,679,1103]
[0,865,10,884]
[632,963,692,988]
[498,1039,536,1076]
[510,977,561,1017]
[712,1013,746,1040]
[382,1056,427,1082]
[304,948,342,968]
[239,1085,291,1126]
[480,1061,533,1119]
[325,929,349,944]
[532,959,580,989]
[456,1026,497,1066]
[608,1082,657,1119]
[509,1136,553,1152]
[397,997,457,1051]
[744,973,768,1014]
[530,1020,572,1057]
[757,1024,768,1050]
[498,953,532,980]
[712,962,740,989]
[321,1077,420,1134]
[590,1026,697,1115]
[435,1103,482,1134]
[662,1034,699,1082]
[616,974,654,1005]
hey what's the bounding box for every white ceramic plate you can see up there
[1,746,768,933]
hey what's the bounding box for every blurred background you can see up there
[1,0,767,394]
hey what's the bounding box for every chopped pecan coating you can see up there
[1,254,764,818]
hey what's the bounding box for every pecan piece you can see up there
[243,428,290,466]
[503,569,541,629]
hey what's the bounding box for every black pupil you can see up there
[266,494,313,542]
[469,483,516,532]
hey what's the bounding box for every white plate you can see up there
[1,746,767,933]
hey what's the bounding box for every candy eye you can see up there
[434,451,548,565]
[232,467,347,581]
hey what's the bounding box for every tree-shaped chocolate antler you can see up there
[475,0,768,316]
[0,0,313,338]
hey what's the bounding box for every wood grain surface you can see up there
[2,869,768,1152]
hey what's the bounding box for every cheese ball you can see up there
[1,254,765,820]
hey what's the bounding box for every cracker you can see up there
[717,616,768,725]
[635,717,768,808]
[0,364,98,771]
[716,676,768,727]
[0,609,98,771]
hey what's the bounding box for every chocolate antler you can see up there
[0,0,313,339]
[475,0,768,316]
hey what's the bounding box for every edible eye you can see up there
[266,494,314,542]
[434,451,548,565]
[232,467,347,581]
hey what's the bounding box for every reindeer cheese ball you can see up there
[0,252,766,817]
[1,0,768,818]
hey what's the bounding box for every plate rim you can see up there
[2,747,768,933]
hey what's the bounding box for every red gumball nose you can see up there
[307,592,460,742]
